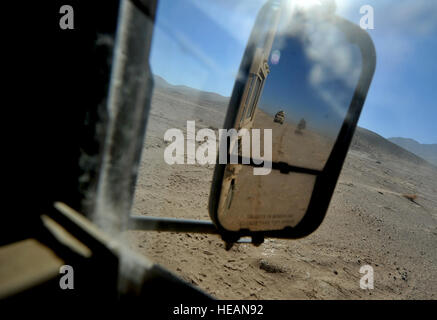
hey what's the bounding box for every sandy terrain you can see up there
[217,165,316,232]
[252,109,336,171]
[214,109,336,232]
[127,77,437,299]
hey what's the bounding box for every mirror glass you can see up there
[217,6,363,232]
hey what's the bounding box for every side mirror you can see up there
[209,2,376,239]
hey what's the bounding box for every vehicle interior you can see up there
[2,0,436,309]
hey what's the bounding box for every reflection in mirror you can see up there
[256,11,362,170]
[218,165,316,231]
[217,4,363,232]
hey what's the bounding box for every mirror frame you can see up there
[209,9,376,240]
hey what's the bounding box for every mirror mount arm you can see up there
[128,216,219,234]
[128,216,265,249]
[221,233,264,251]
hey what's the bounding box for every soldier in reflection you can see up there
[295,118,306,134]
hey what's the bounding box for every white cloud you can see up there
[275,7,362,120]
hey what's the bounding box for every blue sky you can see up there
[258,26,361,139]
[149,0,437,144]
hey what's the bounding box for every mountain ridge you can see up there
[388,137,437,166]
[152,74,436,168]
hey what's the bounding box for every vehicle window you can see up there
[128,0,437,301]
[132,0,265,220]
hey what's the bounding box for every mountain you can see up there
[153,74,172,89]
[350,127,431,166]
[153,74,229,110]
[388,137,437,166]
[152,74,436,168]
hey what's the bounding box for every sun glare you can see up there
[294,0,322,9]
[287,0,349,12]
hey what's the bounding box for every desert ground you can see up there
[253,108,336,171]
[126,76,437,299]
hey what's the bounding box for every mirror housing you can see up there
[209,1,376,240]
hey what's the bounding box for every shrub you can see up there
[402,194,417,202]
